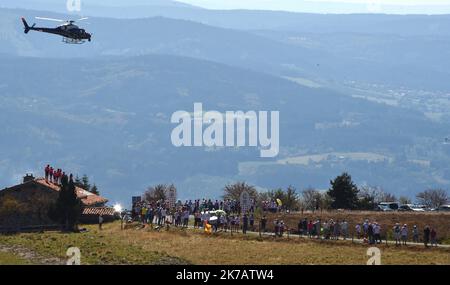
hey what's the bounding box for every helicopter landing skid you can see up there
[62,37,85,44]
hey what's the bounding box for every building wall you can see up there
[0,184,58,228]
[79,214,115,224]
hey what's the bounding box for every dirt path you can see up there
[0,244,65,265]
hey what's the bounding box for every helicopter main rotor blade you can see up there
[77,17,89,21]
[35,17,66,22]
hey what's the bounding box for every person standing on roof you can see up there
[53,169,59,185]
[61,172,68,186]
[57,169,62,185]
[54,169,58,185]
[45,165,50,181]
[49,166,54,183]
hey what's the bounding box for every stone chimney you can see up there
[23,173,35,183]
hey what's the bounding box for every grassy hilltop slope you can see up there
[0,221,449,265]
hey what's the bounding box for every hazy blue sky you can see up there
[176,0,450,14]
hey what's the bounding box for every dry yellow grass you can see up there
[1,222,448,265]
[0,251,31,265]
[264,211,450,242]
[102,223,450,265]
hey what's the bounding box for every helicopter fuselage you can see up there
[22,18,92,43]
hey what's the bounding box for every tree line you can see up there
[144,172,449,212]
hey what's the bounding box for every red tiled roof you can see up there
[82,207,115,216]
[34,178,108,206]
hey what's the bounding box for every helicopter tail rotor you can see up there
[21,17,31,34]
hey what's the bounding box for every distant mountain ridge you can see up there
[2,8,450,93]
[2,1,450,34]
[1,54,449,203]
[0,6,449,203]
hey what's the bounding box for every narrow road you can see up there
[254,230,450,248]
[176,223,450,249]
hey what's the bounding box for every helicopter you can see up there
[21,16,92,44]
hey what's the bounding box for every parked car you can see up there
[376,205,392,211]
[414,204,431,211]
[377,202,399,211]
[398,204,425,212]
[432,205,450,212]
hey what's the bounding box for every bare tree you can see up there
[265,186,299,210]
[301,188,322,211]
[143,184,168,203]
[380,192,397,203]
[257,191,270,205]
[399,196,412,205]
[358,186,378,210]
[267,188,285,201]
[416,189,449,209]
[223,182,258,201]
[358,186,387,203]
[320,193,333,210]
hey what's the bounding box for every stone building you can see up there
[0,174,114,229]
